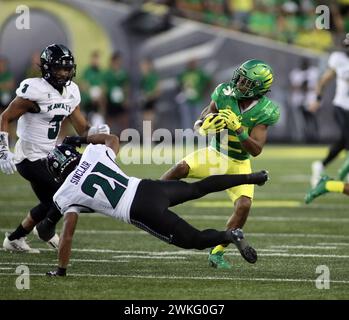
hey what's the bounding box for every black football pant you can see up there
[323,107,349,166]
[16,158,62,226]
[130,173,258,249]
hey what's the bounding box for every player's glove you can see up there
[88,124,110,136]
[46,267,66,277]
[62,136,87,148]
[0,131,17,175]
[219,109,241,131]
[198,113,226,136]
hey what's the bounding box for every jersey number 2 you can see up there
[81,162,129,208]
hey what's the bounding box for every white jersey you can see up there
[328,51,349,110]
[14,78,81,163]
[53,144,141,223]
[289,66,319,109]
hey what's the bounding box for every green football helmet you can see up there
[231,59,273,100]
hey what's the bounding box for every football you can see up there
[203,112,227,132]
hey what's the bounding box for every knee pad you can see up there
[30,203,50,223]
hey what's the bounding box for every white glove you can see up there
[87,124,110,136]
[0,131,17,175]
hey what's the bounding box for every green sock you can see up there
[211,245,225,254]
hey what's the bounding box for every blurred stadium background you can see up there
[1,0,349,300]
[1,0,348,142]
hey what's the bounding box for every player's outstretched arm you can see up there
[86,134,120,155]
[47,212,78,277]
[68,105,110,136]
[63,134,120,156]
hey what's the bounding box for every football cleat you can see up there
[33,226,60,249]
[304,175,330,204]
[250,170,269,186]
[230,228,257,263]
[3,233,40,253]
[208,250,232,269]
[311,161,324,188]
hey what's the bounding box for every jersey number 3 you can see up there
[48,115,65,139]
[81,162,129,208]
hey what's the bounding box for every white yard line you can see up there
[2,210,349,220]
[270,245,338,250]
[251,233,349,239]
[182,215,349,223]
[0,272,346,284]
[111,255,186,260]
[2,247,348,259]
[70,259,129,263]
[317,243,349,246]
[1,228,349,240]
[0,262,61,266]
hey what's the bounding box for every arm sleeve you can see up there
[63,206,82,215]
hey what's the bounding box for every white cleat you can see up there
[311,160,324,188]
[33,226,59,249]
[47,233,59,249]
[3,233,40,253]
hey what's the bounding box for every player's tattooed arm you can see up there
[0,97,39,132]
[238,124,268,157]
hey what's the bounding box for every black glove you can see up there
[62,136,87,148]
[46,267,66,277]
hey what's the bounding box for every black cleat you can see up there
[249,170,269,186]
[230,228,257,264]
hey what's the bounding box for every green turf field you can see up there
[0,146,348,300]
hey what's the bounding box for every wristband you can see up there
[79,136,88,145]
[0,131,9,148]
[237,130,249,142]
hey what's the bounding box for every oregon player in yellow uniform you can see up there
[161,59,280,269]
